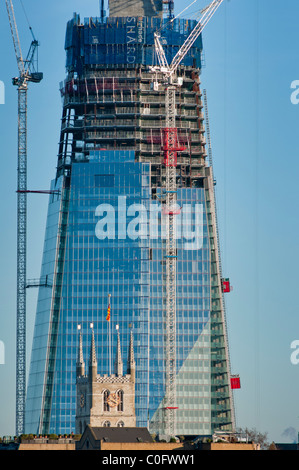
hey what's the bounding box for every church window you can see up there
[117,390,124,411]
[103,389,110,411]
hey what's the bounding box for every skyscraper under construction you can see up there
[25,0,236,437]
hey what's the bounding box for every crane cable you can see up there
[155,0,206,37]
[19,0,35,39]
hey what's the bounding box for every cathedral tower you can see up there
[76,326,136,434]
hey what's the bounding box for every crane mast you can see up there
[5,0,42,436]
[152,0,224,437]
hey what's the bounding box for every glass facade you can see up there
[25,178,63,431]
[51,151,152,432]
[149,183,212,435]
[26,150,212,434]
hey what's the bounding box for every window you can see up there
[117,421,125,427]
[103,420,111,427]
[117,390,124,412]
[103,390,110,411]
[95,174,115,187]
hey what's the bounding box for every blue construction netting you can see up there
[65,14,203,74]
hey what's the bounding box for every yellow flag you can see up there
[106,303,111,322]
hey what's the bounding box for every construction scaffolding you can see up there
[58,69,206,186]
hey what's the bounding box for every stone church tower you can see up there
[75,327,136,434]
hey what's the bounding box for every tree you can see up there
[236,427,270,450]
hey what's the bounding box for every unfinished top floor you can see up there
[109,0,163,18]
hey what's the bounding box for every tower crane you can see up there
[5,0,43,436]
[151,0,224,436]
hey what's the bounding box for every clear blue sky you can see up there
[0,0,299,443]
